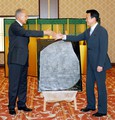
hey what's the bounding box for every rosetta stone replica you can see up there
[38,40,81,91]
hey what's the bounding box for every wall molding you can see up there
[112,63,115,66]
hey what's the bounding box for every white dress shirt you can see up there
[16,20,23,26]
[90,22,98,35]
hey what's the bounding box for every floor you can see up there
[0,67,115,120]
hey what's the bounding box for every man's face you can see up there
[86,13,96,27]
[18,10,28,24]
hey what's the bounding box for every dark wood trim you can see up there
[0,51,4,53]
[112,63,115,66]
[0,15,14,17]
[0,64,4,67]
[58,0,59,18]
[0,52,4,67]
[0,15,39,18]
[39,0,40,18]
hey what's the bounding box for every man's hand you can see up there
[44,30,64,40]
[44,30,55,36]
[54,33,63,40]
[97,66,103,72]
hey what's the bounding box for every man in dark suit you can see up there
[8,8,53,115]
[55,9,112,117]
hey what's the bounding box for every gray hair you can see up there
[15,8,25,18]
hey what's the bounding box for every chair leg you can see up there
[43,99,46,111]
[74,97,77,110]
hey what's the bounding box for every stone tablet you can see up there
[39,40,80,91]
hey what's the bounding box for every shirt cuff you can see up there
[62,35,66,40]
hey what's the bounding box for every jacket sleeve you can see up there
[98,27,108,67]
[65,31,86,42]
[11,23,44,37]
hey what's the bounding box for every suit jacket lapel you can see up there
[90,24,100,37]
[87,28,90,38]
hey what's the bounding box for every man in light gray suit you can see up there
[55,9,112,117]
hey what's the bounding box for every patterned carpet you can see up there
[0,67,115,120]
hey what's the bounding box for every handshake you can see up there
[44,30,64,40]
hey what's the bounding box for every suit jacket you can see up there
[66,24,112,71]
[8,21,44,66]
